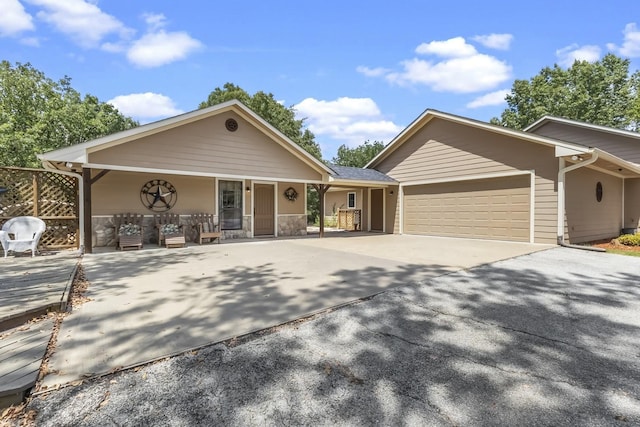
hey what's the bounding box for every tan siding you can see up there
[324,191,349,216]
[92,171,215,215]
[565,168,622,243]
[361,189,369,231]
[403,176,530,242]
[376,118,558,243]
[324,190,363,213]
[244,180,251,215]
[532,122,640,165]
[89,111,322,181]
[387,186,399,234]
[624,178,640,229]
[277,182,305,215]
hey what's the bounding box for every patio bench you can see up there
[155,213,185,248]
[113,213,144,250]
[191,213,221,244]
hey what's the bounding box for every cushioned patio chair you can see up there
[113,213,144,250]
[191,213,221,244]
[155,213,185,248]
[0,216,46,258]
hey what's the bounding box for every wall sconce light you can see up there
[65,162,74,168]
[389,190,394,195]
[246,186,251,192]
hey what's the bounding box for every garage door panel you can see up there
[404,175,530,242]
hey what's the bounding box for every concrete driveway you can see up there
[24,245,640,426]
[41,234,549,388]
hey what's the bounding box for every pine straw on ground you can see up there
[1,265,90,426]
[591,239,640,253]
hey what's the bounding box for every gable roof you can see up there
[524,116,640,141]
[366,109,595,169]
[38,99,333,177]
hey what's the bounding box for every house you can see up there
[364,110,640,245]
[37,100,395,252]
[38,100,640,252]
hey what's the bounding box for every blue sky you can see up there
[1,0,639,160]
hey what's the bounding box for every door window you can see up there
[219,180,242,230]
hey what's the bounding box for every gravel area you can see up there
[7,247,640,426]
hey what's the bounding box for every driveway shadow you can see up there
[29,248,640,425]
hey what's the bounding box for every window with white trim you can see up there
[347,192,356,209]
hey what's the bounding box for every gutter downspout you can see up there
[557,153,605,252]
[40,162,85,255]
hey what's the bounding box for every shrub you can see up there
[618,233,640,246]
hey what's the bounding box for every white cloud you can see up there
[107,93,184,121]
[20,36,40,47]
[415,36,477,57]
[294,97,402,148]
[142,12,167,32]
[0,0,34,36]
[356,65,390,77]
[125,13,202,67]
[361,36,512,93]
[472,33,513,50]
[20,2,201,67]
[466,89,509,109]
[27,0,131,47]
[556,44,601,67]
[127,31,202,67]
[607,22,640,58]
[386,54,512,93]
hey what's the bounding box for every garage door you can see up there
[403,175,530,242]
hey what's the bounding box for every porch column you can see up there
[313,184,331,238]
[82,168,92,254]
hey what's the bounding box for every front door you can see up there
[254,184,275,236]
[370,188,384,232]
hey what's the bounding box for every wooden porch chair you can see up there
[155,213,185,248]
[113,213,144,250]
[191,213,221,244]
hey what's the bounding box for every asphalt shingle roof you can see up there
[328,164,396,183]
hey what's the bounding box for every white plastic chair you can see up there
[0,216,46,258]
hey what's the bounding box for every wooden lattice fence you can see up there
[0,167,79,249]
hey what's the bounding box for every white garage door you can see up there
[403,175,530,242]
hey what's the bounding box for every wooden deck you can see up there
[0,251,79,331]
[0,318,54,407]
[0,251,79,408]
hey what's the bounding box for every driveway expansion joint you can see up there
[398,389,457,426]
[397,294,591,352]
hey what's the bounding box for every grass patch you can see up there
[605,248,640,257]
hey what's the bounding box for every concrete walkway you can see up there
[41,234,550,388]
[24,247,640,426]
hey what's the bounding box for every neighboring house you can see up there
[37,100,395,252]
[37,101,640,251]
[366,110,640,245]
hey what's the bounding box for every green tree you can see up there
[0,61,138,167]
[331,140,385,167]
[199,82,322,160]
[491,54,640,131]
